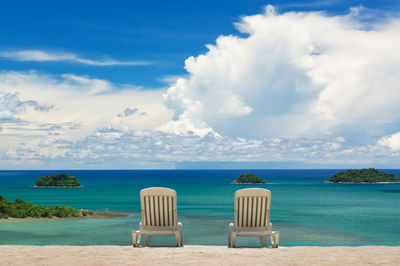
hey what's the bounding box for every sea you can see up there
[0,169,399,246]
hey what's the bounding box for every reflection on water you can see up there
[382,189,400,193]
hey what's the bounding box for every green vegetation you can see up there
[0,195,93,219]
[327,168,399,183]
[232,173,267,184]
[36,174,81,187]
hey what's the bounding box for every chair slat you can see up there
[243,197,248,227]
[160,196,163,226]
[256,196,262,227]
[143,196,148,226]
[251,197,257,227]
[238,197,242,227]
[149,196,155,226]
[247,197,252,227]
[146,196,151,226]
[246,197,251,227]
[163,195,168,226]
[266,197,269,226]
[143,196,146,226]
[168,196,173,226]
[260,196,266,227]
[155,195,160,226]
[164,196,168,226]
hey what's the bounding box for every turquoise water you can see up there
[0,170,399,246]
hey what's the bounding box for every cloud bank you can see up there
[2,5,400,168]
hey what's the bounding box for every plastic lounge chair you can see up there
[228,188,279,248]
[132,187,183,247]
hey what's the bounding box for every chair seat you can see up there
[138,228,179,235]
[234,229,279,236]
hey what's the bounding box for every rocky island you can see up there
[0,195,93,218]
[232,173,267,184]
[326,168,399,183]
[35,174,82,187]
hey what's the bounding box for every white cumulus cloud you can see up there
[377,132,400,151]
[162,5,400,140]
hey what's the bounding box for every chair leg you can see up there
[231,234,236,248]
[175,232,180,247]
[136,233,142,247]
[262,236,267,247]
[178,222,183,247]
[228,223,234,248]
[145,235,149,246]
[132,231,138,247]
[272,232,280,248]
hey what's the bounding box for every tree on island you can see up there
[0,195,93,219]
[36,174,81,187]
[327,168,399,183]
[232,173,267,184]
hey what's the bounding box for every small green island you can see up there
[326,168,399,184]
[0,195,93,219]
[232,173,267,184]
[35,174,82,187]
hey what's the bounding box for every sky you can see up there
[1,0,400,169]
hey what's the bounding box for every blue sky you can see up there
[2,0,398,87]
[1,1,400,169]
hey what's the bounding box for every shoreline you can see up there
[32,185,84,188]
[231,182,268,184]
[0,212,129,220]
[324,181,399,184]
[0,245,399,265]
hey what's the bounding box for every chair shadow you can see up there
[135,244,181,248]
[230,245,276,249]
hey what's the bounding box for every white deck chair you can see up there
[132,187,183,247]
[228,188,279,248]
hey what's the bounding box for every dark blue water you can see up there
[0,170,399,246]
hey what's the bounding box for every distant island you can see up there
[326,168,399,183]
[35,174,82,187]
[0,195,93,219]
[232,173,267,184]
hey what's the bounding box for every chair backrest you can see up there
[140,187,177,229]
[234,188,271,229]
